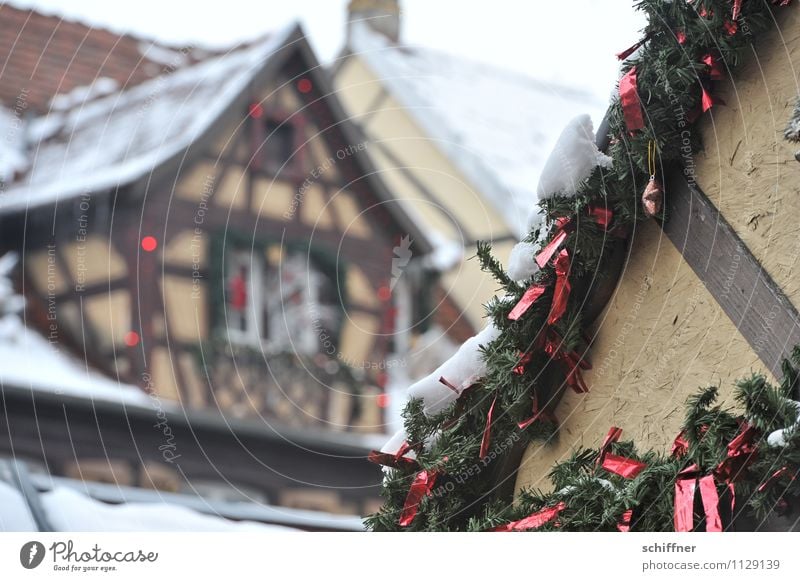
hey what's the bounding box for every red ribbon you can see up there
[535,228,569,269]
[602,453,647,479]
[367,450,419,471]
[548,249,571,325]
[543,332,591,393]
[674,465,724,532]
[732,0,743,20]
[620,66,645,133]
[701,86,725,113]
[518,391,557,429]
[699,475,723,532]
[508,284,546,321]
[757,466,793,493]
[479,396,497,460]
[595,426,646,478]
[491,502,567,532]
[715,423,758,483]
[438,376,460,394]
[618,509,634,532]
[671,430,690,458]
[597,426,623,466]
[399,470,438,527]
[615,34,651,61]
[588,206,613,229]
[512,351,532,375]
[676,30,687,45]
[702,54,725,80]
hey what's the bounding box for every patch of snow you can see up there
[349,22,605,238]
[137,41,190,68]
[422,231,463,271]
[507,241,540,283]
[407,322,500,416]
[41,487,296,532]
[0,253,148,405]
[49,78,120,112]
[0,23,297,214]
[0,481,36,532]
[534,114,612,205]
[767,400,800,447]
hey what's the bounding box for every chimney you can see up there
[347,0,401,44]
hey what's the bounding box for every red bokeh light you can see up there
[124,331,140,347]
[248,102,264,118]
[141,236,158,252]
[297,78,312,94]
[376,393,390,408]
[377,285,392,302]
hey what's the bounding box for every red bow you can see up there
[535,218,572,268]
[491,502,567,531]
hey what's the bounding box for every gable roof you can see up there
[0,16,436,254]
[0,24,297,213]
[343,23,605,237]
[0,3,207,114]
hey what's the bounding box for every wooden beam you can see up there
[661,166,800,378]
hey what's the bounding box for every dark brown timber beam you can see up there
[661,166,800,378]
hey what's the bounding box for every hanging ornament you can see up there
[642,140,663,217]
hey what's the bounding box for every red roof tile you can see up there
[0,4,201,113]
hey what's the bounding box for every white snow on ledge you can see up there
[0,316,148,406]
[41,487,296,532]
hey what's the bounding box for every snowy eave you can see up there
[347,23,606,238]
[0,23,298,214]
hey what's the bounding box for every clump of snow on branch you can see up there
[534,114,612,203]
[767,399,800,447]
[407,323,500,416]
[507,241,540,283]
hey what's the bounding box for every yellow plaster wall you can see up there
[693,8,800,313]
[514,221,770,493]
[161,275,207,343]
[83,289,130,350]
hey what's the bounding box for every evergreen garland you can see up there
[366,0,795,532]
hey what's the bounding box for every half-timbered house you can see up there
[0,5,471,517]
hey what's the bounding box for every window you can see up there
[263,118,295,174]
[224,245,342,355]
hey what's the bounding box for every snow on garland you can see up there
[367,0,796,532]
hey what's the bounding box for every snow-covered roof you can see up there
[0,23,298,213]
[0,481,296,532]
[347,23,606,237]
[0,253,147,405]
[0,317,149,405]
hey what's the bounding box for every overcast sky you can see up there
[6,0,645,102]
